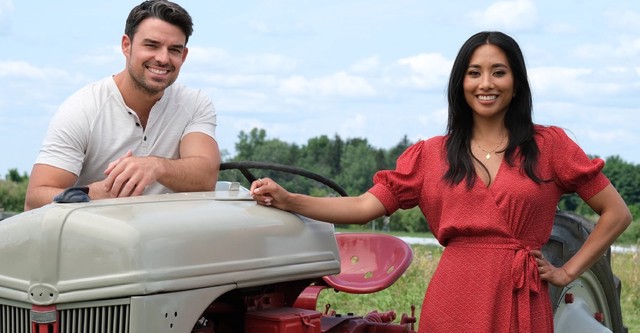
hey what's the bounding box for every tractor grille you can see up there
[0,303,130,333]
[0,304,31,333]
[59,304,130,333]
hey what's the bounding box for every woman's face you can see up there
[463,44,514,120]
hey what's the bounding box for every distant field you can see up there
[318,244,639,332]
[613,249,639,332]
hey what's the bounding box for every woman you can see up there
[250,31,631,333]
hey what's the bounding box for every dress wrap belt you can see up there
[447,236,542,333]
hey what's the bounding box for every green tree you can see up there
[390,207,430,233]
[0,169,29,212]
[224,128,313,193]
[234,128,267,160]
[6,168,29,183]
[385,135,413,169]
[603,155,640,206]
[335,138,379,196]
[297,134,343,178]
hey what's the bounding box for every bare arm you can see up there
[24,164,77,211]
[104,133,220,197]
[538,183,632,287]
[25,133,219,209]
[250,177,387,224]
[25,162,128,211]
[24,164,116,210]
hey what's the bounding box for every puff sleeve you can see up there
[368,138,440,214]
[543,126,610,201]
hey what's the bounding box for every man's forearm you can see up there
[156,156,219,192]
[24,186,66,211]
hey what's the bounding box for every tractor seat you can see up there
[323,232,414,294]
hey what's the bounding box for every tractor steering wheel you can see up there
[219,161,348,197]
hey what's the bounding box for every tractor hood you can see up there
[0,185,340,305]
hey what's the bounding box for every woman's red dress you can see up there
[368,126,610,333]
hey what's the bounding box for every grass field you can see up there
[317,244,639,332]
[613,248,639,331]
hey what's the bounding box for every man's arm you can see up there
[158,132,220,191]
[26,133,220,208]
[24,164,114,211]
[24,165,77,211]
[103,132,220,197]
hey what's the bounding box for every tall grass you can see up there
[317,244,639,332]
[613,248,639,331]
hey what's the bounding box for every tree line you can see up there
[1,128,639,242]
[220,128,640,242]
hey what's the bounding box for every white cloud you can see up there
[613,36,640,58]
[583,128,634,145]
[0,1,11,35]
[395,53,452,90]
[543,22,579,35]
[0,0,13,11]
[183,46,229,63]
[573,36,640,60]
[0,61,71,80]
[572,43,613,61]
[187,46,298,74]
[279,72,376,98]
[248,20,270,34]
[605,10,640,32]
[76,45,121,67]
[469,0,538,31]
[0,61,88,111]
[215,90,270,113]
[530,65,638,103]
[339,113,367,136]
[417,107,448,129]
[242,53,299,73]
[529,66,592,97]
[350,56,381,73]
[0,0,13,19]
[247,18,312,37]
[187,73,278,89]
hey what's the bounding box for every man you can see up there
[24,0,219,211]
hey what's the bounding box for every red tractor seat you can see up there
[323,232,414,294]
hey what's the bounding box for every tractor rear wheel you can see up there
[543,211,627,333]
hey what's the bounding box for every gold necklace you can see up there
[475,137,506,160]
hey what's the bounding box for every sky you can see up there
[1,0,639,176]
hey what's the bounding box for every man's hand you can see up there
[102,151,163,198]
[101,133,220,198]
[104,149,133,176]
[24,133,219,210]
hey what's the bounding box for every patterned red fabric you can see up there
[368,125,610,333]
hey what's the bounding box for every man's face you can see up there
[122,18,188,96]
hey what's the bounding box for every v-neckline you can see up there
[476,156,504,188]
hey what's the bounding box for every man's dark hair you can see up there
[125,0,193,44]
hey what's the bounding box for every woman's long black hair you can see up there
[443,31,545,187]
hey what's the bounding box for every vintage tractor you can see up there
[0,162,628,333]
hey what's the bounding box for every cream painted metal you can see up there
[0,182,340,332]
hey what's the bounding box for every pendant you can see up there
[485,153,491,160]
